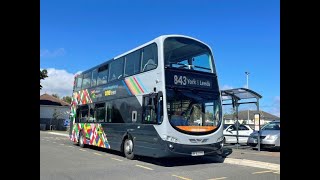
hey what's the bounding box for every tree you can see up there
[62,96,72,104]
[52,94,59,99]
[40,69,48,89]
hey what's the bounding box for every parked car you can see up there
[247,120,280,149]
[223,124,254,144]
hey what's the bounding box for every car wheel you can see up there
[124,138,135,160]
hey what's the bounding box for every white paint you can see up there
[224,158,280,172]
[111,158,123,162]
[135,165,154,170]
[48,132,69,137]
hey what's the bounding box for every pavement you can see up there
[43,130,280,172]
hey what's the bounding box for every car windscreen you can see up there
[261,122,280,130]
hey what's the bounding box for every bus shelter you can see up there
[221,88,262,151]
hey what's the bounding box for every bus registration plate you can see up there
[191,151,204,156]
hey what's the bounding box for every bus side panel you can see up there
[130,124,166,157]
[100,123,129,151]
[100,124,166,156]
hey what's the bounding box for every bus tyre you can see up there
[124,138,135,160]
[79,133,85,148]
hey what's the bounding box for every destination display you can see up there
[165,69,215,89]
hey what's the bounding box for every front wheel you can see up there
[124,138,135,160]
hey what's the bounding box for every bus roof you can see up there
[76,34,212,76]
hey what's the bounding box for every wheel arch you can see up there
[120,132,133,153]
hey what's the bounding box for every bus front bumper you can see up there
[161,141,224,157]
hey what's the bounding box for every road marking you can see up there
[273,171,280,174]
[252,170,273,174]
[172,175,192,180]
[59,144,65,146]
[208,177,227,180]
[224,158,280,171]
[111,158,123,162]
[79,149,87,152]
[93,152,102,156]
[135,164,153,170]
[48,132,69,137]
[68,146,75,148]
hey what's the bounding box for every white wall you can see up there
[40,105,70,119]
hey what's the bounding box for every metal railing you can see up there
[223,133,261,150]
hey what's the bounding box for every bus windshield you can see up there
[166,89,221,135]
[164,37,215,73]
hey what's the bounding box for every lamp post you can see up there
[245,71,250,89]
[245,71,250,123]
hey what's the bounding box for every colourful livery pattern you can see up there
[70,88,110,149]
[70,123,110,149]
[73,89,92,105]
[124,76,148,95]
[69,75,147,149]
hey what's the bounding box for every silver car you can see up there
[247,120,280,149]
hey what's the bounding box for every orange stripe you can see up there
[133,77,144,93]
[125,79,137,95]
[176,126,217,132]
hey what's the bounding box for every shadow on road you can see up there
[224,143,280,153]
[78,144,234,167]
[252,147,280,152]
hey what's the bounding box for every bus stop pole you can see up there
[235,100,239,149]
[257,100,260,152]
[236,106,239,148]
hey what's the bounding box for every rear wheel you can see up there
[124,138,135,160]
[78,132,85,148]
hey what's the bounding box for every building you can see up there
[40,94,70,130]
[223,110,280,129]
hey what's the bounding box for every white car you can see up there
[223,124,254,144]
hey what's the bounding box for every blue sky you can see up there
[40,0,280,116]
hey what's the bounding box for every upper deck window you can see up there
[75,74,83,91]
[164,37,215,73]
[109,57,124,82]
[141,43,158,72]
[82,72,91,89]
[97,64,108,86]
[91,69,98,87]
[125,50,141,77]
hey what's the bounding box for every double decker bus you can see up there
[70,35,224,159]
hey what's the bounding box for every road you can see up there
[40,131,280,180]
